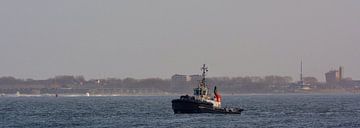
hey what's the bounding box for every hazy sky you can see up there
[1,0,359,81]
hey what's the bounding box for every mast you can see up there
[194,64,209,97]
[201,64,208,86]
[300,60,304,85]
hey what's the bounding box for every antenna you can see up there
[300,60,302,81]
[300,60,304,85]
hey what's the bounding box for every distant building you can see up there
[189,75,202,82]
[171,74,187,83]
[171,74,187,91]
[325,66,343,83]
[325,70,340,83]
[189,75,202,87]
[171,74,200,93]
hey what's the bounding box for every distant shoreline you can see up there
[2,92,359,98]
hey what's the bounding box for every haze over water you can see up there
[1,1,360,81]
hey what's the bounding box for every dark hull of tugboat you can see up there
[172,99,243,114]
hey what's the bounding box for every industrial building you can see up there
[325,66,343,83]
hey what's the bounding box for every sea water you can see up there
[1,94,360,128]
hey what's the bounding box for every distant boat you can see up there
[171,64,244,114]
[301,86,311,90]
[86,92,90,97]
[16,91,20,97]
[55,93,58,97]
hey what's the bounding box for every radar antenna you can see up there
[201,64,208,85]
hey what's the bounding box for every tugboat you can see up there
[171,64,244,114]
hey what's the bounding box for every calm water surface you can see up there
[1,94,360,128]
